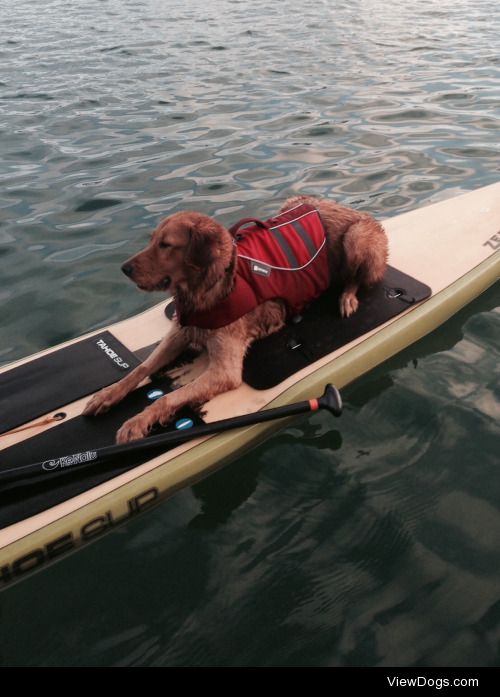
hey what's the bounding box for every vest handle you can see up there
[229,217,269,237]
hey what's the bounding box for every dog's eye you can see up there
[159,241,171,249]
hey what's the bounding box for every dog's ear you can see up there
[185,230,212,270]
[184,217,220,271]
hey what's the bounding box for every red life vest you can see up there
[178,203,330,329]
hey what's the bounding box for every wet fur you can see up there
[84,196,388,443]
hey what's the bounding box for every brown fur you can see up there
[84,197,388,443]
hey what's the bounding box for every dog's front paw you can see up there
[83,384,127,416]
[115,401,173,444]
[116,413,154,444]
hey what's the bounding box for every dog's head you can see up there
[121,211,234,295]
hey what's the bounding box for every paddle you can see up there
[0,384,342,485]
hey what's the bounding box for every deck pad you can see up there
[0,332,141,435]
[243,266,431,389]
[0,378,203,529]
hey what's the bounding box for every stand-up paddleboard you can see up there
[1,183,499,590]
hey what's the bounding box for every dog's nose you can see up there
[121,263,134,277]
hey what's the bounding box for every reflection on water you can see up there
[0,0,499,667]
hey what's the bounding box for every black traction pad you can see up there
[0,331,141,435]
[0,379,204,529]
[242,266,431,390]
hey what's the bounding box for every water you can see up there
[0,0,499,666]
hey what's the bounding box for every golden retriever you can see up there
[84,196,388,443]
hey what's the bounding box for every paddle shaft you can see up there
[0,385,342,484]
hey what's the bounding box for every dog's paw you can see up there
[83,384,126,416]
[116,413,154,444]
[116,399,176,443]
[339,291,359,318]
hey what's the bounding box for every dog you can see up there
[83,195,388,443]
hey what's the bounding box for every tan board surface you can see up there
[1,183,499,587]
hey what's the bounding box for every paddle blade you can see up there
[318,384,342,417]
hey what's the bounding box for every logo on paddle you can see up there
[42,451,98,471]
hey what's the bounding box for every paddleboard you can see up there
[1,183,499,589]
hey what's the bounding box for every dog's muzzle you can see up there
[121,261,171,292]
[121,263,134,278]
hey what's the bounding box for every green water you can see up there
[0,0,499,666]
